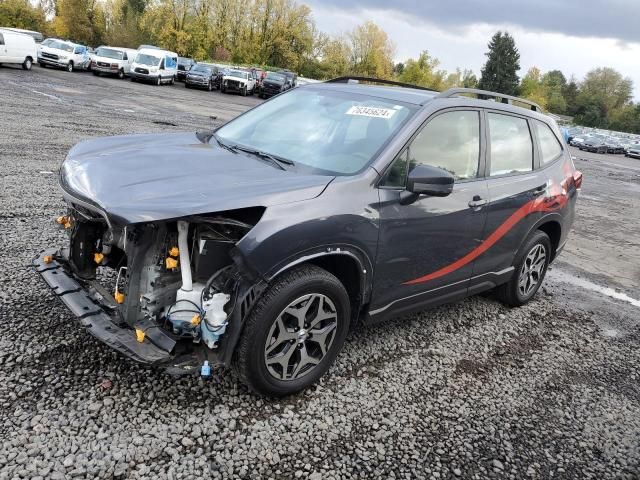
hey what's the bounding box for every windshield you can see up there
[178,57,192,64]
[191,64,211,74]
[96,47,123,60]
[135,53,160,66]
[228,70,247,79]
[216,88,415,175]
[51,41,74,53]
[42,38,55,46]
[266,73,285,82]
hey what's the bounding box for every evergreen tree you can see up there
[478,31,520,96]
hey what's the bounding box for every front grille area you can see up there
[135,67,149,74]
[97,61,110,67]
[42,52,58,60]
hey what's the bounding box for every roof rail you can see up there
[326,76,437,92]
[437,88,543,112]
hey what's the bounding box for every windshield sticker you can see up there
[346,106,397,119]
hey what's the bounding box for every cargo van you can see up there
[130,48,178,85]
[0,28,37,70]
[91,46,137,79]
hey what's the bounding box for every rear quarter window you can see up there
[534,120,563,165]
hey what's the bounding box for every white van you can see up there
[0,28,37,70]
[130,48,178,85]
[91,46,138,79]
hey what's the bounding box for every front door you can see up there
[370,109,489,318]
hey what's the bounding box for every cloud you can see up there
[305,0,640,43]
[308,3,640,100]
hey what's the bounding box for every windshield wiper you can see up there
[231,145,295,170]
[212,133,238,154]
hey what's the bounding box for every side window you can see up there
[0,33,4,45]
[488,113,533,176]
[409,110,480,181]
[534,120,563,165]
[381,110,480,187]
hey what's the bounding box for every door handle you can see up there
[532,185,547,196]
[468,196,488,208]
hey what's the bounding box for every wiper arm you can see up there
[232,145,295,170]
[212,133,240,154]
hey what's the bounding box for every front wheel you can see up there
[496,230,551,307]
[156,75,161,86]
[117,69,125,79]
[233,265,350,396]
[66,62,74,72]
[241,86,247,96]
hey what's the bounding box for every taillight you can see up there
[573,171,583,189]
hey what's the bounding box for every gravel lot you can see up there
[1,65,639,480]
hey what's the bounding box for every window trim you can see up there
[377,106,486,190]
[483,109,539,179]
[531,119,564,168]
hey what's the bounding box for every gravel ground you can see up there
[1,65,639,480]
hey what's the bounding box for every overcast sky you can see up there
[306,0,640,99]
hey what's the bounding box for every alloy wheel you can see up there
[518,244,547,297]
[264,293,338,381]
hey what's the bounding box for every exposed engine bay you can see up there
[43,206,265,372]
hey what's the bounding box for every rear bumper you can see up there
[34,249,174,366]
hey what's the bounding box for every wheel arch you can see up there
[519,214,562,261]
[266,248,373,322]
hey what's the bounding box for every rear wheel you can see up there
[233,265,350,396]
[496,230,551,307]
[22,58,32,70]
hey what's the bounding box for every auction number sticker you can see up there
[346,105,397,119]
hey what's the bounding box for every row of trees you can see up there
[2,0,639,133]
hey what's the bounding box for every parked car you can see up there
[176,57,196,81]
[279,69,297,88]
[603,137,625,154]
[626,143,640,159]
[36,80,582,396]
[221,68,256,95]
[578,135,608,153]
[91,46,137,79]
[130,48,178,85]
[185,63,221,91]
[38,39,90,72]
[0,28,37,70]
[259,71,288,98]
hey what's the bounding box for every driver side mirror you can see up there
[401,164,455,205]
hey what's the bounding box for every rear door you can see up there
[469,110,547,292]
[371,108,489,318]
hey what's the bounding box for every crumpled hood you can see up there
[60,132,334,224]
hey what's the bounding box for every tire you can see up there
[169,77,175,85]
[39,62,46,68]
[92,71,100,76]
[233,265,351,396]
[221,86,226,93]
[185,82,190,88]
[495,230,551,307]
[156,75,161,86]
[117,69,125,79]
[207,81,213,91]
[241,86,247,97]
[67,62,74,73]
[22,58,32,70]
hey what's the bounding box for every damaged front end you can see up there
[35,206,265,374]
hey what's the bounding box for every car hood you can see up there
[223,76,248,84]
[60,132,334,225]
[94,55,122,64]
